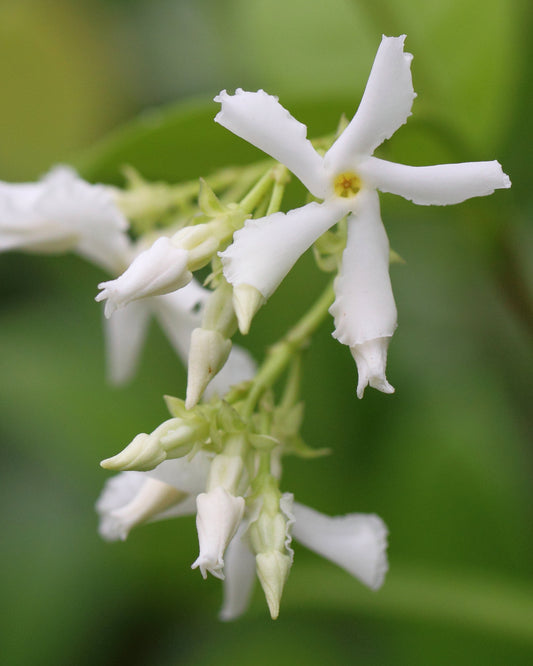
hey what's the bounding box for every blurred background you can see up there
[1,0,532,664]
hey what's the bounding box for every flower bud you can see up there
[100,416,208,472]
[185,329,232,409]
[192,486,245,579]
[96,237,192,317]
[232,284,265,335]
[255,551,291,620]
[172,223,221,271]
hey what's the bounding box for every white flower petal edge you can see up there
[219,521,257,621]
[215,89,327,199]
[325,35,415,171]
[220,200,350,298]
[96,237,192,318]
[358,157,512,206]
[291,502,388,590]
[205,344,257,400]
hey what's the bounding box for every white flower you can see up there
[192,486,246,580]
[96,455,211,541]
[215,35,511,397]
[220,495,388,620]
[97,471,388,620]
[96,236,192,317]
[0,166,130,273]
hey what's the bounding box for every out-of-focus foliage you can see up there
[1,1,532,665]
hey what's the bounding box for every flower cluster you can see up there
[0,35,510,620]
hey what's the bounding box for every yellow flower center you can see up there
[333,172,361,198]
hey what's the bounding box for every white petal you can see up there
[215,89,327,198]
[104,300,152,385]
[219,522,257,621]
[192,487,246,580]
[146,453,211,495]
[41,167,130,272]
[221,200,348,298]
[325,35,415,170]
[330,190,397,347]
[204,344,257,400]
[358,156,512,206]
[351,337,394,399]
[292,502,389,590]
[96,472,190,541]
[96,238,191,317]
[150,287,204,365]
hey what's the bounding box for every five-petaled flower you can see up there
[216,35,511,397]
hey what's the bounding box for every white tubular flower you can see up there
[216,35,511,397]
[220,499,388,620]
[96,455,210,541]
[0,166,130,273]
[192,486,245,580]
[96,237,192,318]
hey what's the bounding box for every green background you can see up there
[1,0,532,664]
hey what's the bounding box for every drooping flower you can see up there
[0,166,130,273]
[215,35,511,397]
[96,468,388,620]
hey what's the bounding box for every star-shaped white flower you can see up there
[216,35,511,397]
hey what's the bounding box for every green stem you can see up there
[239,168,276,214]
[242,280,335,417]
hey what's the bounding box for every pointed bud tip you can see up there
[232,284,265,335]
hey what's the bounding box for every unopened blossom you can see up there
[215,35,511,397]
[0,166,130,273]
[96,470,388,620]
[192,486,246,580]
[96,236,192,317]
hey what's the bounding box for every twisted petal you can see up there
[358,157,512,205]
[96,471,196,541]
[219,522,257,621]
[325,35,415,171]
[0,167,130,271]
[192,487,245,580]
[330,190,397,346]
[292,502,389,590]
[215,89,327,198]
[221,200,349,298]
[96,237,191,317]
[104,300,152,385]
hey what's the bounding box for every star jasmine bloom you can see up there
[0,166,130,273]
[216,35,511,397]
[97,471,388,620]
